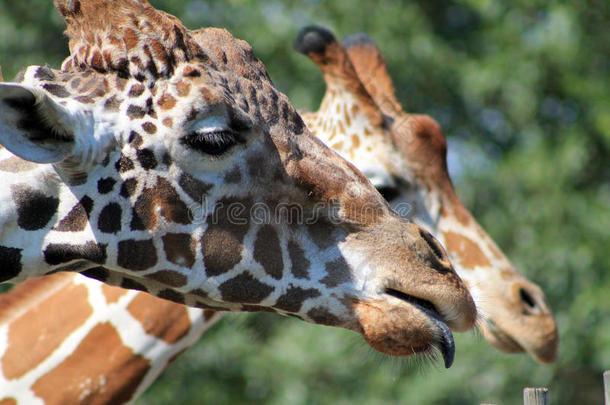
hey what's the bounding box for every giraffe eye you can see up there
[181,129,242,156]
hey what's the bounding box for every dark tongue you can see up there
[420,307,455,368]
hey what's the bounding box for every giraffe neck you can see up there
[0,273,220,404]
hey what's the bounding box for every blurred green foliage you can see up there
[0,0,608,404]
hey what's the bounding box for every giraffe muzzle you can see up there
[384,288,455,368]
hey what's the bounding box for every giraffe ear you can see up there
[0,83,76,163]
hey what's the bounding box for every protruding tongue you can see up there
[420,306,455,368]
[434,316,456,368]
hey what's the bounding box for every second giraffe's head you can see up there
[0,0,476,365]
[296,25,558,364]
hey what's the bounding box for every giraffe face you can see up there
[297,26,557,363]
[386,118,560,363]
[0,0,477,362]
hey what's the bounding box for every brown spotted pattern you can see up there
[288,239,310,279]
[320,257,351,288]
[162,233,196,269]
[218,272,274,304]
[117,239,157,271]
[127,293,191,344]
[443,231,492,269]
[275,286,320,313]
[130,177,191,231]
[102,283,129,304]
[253,225,284,280]
[201,198,251,277]
[1,281,92,380]
[53,196,94,232]
[0,272,222,404]
[31,323,151,405]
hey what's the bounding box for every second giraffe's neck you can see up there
[0,273,220,404]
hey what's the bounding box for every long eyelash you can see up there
[181,130,240,156]
[195,131,235,147]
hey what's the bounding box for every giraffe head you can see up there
[0,0,476,364]
[296,26,558,363]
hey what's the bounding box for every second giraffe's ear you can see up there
[0,83,76,163]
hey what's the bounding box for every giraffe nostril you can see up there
[419,229,444,261]
[418,228,451,274]
[519,287,538,310]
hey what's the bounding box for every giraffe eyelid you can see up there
[192,126,235,135]
[187,103,252,134]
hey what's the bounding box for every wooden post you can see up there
[604,370,610,405]
[523,387,549,405]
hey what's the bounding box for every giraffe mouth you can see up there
[482,319,524,353]
[384,288,455,368]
